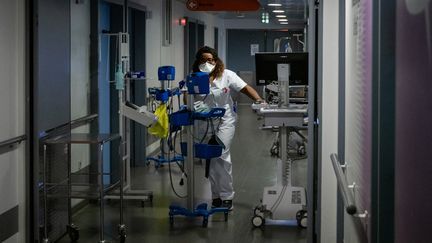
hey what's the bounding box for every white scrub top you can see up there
[195,69,247,122]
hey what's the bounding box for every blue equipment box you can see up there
[148,88,170,102]
[170,110,193,126]
[158,66,175,81]
[186,72,210,94]
[127,71,145,79]
[155,89,170,102]
[180,142,223,159]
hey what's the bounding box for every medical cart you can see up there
[41,133,126,243]
[168,72,230,227]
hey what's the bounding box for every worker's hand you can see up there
[254,99,266,104]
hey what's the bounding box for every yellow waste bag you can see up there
[148,104,169,138]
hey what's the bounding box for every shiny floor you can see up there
[59,104,308,243]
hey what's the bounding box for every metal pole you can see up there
[186,94,195,210]
[330,154,357,215]
[123,0,128,32]
[67,144,72,226]
[99,144,105,242]
[280,127,289,186]
[43,144,49,242]
[119,142,124,227]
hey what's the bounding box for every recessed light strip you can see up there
[268,3,282,7]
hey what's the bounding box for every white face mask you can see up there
[199,62,215,73]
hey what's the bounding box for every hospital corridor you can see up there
[0,0,431,243]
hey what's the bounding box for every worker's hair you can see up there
[192,46,225,79]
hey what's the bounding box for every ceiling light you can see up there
[268,3,282,7]
[275,15,286,18]
[261,12,269,24]
[278,18,288,21]
[280,22,289,24]
[272,10,285,13]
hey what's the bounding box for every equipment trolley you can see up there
[41,133,126,243]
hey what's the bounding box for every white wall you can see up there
[130,0,226,88]
[0,0,26,242]
[70,0,91,173]
[319,0,339,242]
[70,0,91,207]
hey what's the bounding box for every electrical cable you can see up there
[165,89,187,198]
[167,150,187,198]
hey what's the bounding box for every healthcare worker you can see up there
[191,46,264,210]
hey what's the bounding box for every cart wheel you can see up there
[251,215,264,228]
[169,216,174,227]
[299,215,308,228]
[298,145,306,155]
[119,231,126,243]
[296,210,308,228]
[202,218,208,228]
[149,195,153,204]
[270,146,278,156]
[224,212,229,221]
[118,226,126,243]
[296,210,303,221]
[67,224,79,242]
[253,206,262,216]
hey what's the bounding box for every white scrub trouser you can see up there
[209,122,236,200]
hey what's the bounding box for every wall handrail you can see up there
[39,114,99,139]
[70,114,98,129]
[330,153,357,215]
[0,135,27,149]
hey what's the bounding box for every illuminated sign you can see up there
[186,0,260,11]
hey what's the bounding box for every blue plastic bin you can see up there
[170,110,193,126]
[195,144,223,159]
[180,142,223,159]
[186,72,210,94]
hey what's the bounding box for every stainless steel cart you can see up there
[41,133,125,243]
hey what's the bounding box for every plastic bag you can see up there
[148,104,169,138]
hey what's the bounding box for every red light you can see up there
[180,18,187,26]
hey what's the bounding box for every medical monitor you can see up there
[255,52,308,86]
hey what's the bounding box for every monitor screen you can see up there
[255,52,308,86]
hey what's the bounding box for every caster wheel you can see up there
[119,232,126,243]
[149,195,154,204]
[202,218,208,227]
[296,210,303,221]
[251,215,264,228]
[253,206,262,216]
[270,146,278,156]
[169,216,174,227]
[299,215,308,228]
[224,212,229,222]
[296,210,307,228]
[298,145,306,155]
[67,224,79,241]
[118,225,126,243]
